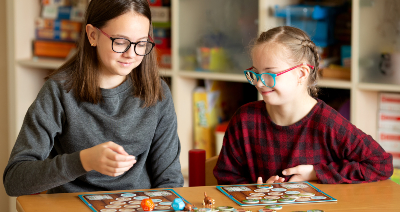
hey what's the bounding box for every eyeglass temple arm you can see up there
[97,27,155,43]
[276,64,315,76]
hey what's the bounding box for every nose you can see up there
[122,44,139,58]
[255,76,265,88]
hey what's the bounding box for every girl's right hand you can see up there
[80,141,136,177]
[257,176,285,184]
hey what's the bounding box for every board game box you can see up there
[79,189,192,212]
[216,182,337,207]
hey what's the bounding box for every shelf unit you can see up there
[6,2,400,205]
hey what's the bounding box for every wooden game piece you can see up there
[184,203,195,211]
[202,192,215,208]
[216,206,235,211]
[141,198,155,211]
[172,198,185,211]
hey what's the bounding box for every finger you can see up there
[276,177,285,183]
[257,177,263,184]
[106,159,136,169]
[282,166,299,176]
[105,149,135,162]
[106,141,131,156]
[266,175,279,184]
[105,165,133,175]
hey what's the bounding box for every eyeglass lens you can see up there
[245,72,275,87]
[112,38,153,55]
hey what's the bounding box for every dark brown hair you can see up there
[252,26,320,97]
[47,0,163,107]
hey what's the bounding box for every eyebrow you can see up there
[112,34,148,41]
[253,67,277,72]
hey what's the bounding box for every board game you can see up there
[216,182,337,207]
[79,189,192,212]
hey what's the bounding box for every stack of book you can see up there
[377,92,400,169]
[149,0,171,69]
[33,0,87,58]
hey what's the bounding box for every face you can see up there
[251,42,306,105]
[87,11,150,88]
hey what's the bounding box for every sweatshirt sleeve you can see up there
[213,110,250,185]
[314,124,393,184]
[3,80,87,196]
[147,81,184,188]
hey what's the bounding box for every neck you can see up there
[266,94,317,126]
[99,75,127,89]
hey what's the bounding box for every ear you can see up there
[298,63,311,84]
[86,24,98,47]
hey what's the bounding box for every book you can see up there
[42,0,71,6]
[378,128,400,167]
[193,81,245,158]
[193,87,219,158]
[155,48,171,69]
[41,5,85,22]
[35,28,80,42]
[33,40,77,58]
[153,27,171,38]
[154,37,171,49]
[35,18,82,31]
[150,6,170,23]
[41,0,88,7]
[380,92,400,112]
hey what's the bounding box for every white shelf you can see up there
[178,71,247,83]
[159,69,173,77]
[318,78,352,89]
[358,82,400,92]
[18,58,173,76]
[18,58,65,69]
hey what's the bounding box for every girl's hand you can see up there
[282,165,317,182]
[80,141,136,177]
[257,175,285,184]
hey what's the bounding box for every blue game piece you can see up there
[171,198,185,211]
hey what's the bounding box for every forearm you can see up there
[3,152,87,196]
[314,154,393,184]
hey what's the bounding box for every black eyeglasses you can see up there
[96,27,155,56]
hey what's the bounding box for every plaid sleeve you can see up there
[213,109,250,185]
[314,118,393,184]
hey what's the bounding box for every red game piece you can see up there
[141,198,155,211]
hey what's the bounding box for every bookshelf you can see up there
[6,0,400,199]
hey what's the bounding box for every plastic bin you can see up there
[274,5,338,47]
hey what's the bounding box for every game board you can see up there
[79,189,192,212]
[216,182,337,207]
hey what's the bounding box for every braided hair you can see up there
[252,26,320,97]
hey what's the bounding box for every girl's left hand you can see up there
[282,165,317,182]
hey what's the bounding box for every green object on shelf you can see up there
[392,168,400,185]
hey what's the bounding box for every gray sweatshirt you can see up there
[3,78,184,196]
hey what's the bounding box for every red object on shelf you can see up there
[188,149,206,187]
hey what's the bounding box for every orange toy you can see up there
[141,198,155,211]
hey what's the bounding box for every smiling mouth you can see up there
[260,90,275,94]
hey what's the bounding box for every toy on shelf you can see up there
[202,192,215,208]
[141,198,155,211]
[172,198,185,211]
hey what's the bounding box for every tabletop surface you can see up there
[17,180,400,212]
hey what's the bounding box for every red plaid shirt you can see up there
[213,99,393,184]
